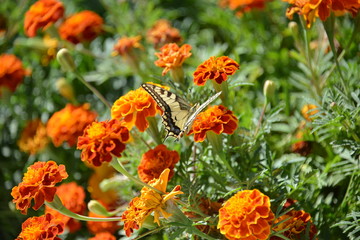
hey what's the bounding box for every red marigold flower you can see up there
[11,161,68,215]
[45,182,86,233]
[87,201,120,234]
[111,84,169,132]
[271,209,318,240]
[59,10,103,44]
[77,119,130,167]
[193,56,239,86]
[122,168,183,237]
[284,0,360,28]
[218,189,275,240]
[24,0,64,37]
[16,213,65,240]
[0,54,29,95]
[188,105,238,142]
[220,0,268,16]
[18,119,49,155]
[154,43,192,76]
[88,232,116,240]
[46,103,97,147]
[113,35,143,57]
[301,104,319,121]
[147,19,182,48]
[138,144,180,183]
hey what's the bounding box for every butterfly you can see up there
[141,83,222,141]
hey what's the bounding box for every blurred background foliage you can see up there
[0,0,360,239]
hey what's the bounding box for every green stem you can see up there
[74,71,112,110]
[110,157,163,194]
[254,100,268,137]
[299,18,322,99]
[146,116,163,145]
[322,14,349,96]
[46,195,122,222]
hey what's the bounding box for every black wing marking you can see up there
[141,83,192,140]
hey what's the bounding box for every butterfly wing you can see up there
[180,91,222,136]
[141,83,193,140]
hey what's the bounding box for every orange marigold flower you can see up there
[16,213,65,240]
[154,43,192,76]
[113,35,143,57]
[284,0,360,28]
[0,54,29,95]
[59,10,103,44]
[47,103,97,147]
[87,201,120,234]
[88,232,116,240]
[147,19,182,48]
[218,189,275,240]
[193,56,239,86]
[88,164,119,205]
[220,0,268,16]
[301,104,319,121]
[11,161,68,215]
[45,182,86,233]
[122,168,183,237]
[138,144,180,183]
[24,0,64,37]
[18,119,49,155]
[111,84,169,132]
[271,209,317,240]
[77,119,130,167]
[188,105,238,142]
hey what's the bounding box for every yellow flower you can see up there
[121,169,183,237]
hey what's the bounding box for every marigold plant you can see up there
[18,118,49,155]
[113,35,143,57]
[111,84,169,132]
[271,209,318,240]
[46,103,97,147]
[193,56,239,86]
[87,201,120,234]
[24,0,64,37]
[220,0,268,16]
[88,232,116,240]
[301,104,319,121]
[154,43,192,76]
[147,19,182,48]
[77,119,130,167]
[88,164,119,205]
[138,144,180,183]
[0,54,29,95]
[122,168,183,237]
[45,182,86,233]
[59,10,103,44]
[284,0,360,27]
[11,161,68,214]
[188,105,238,142]
[16,213,65,240]
[217,189,275,240]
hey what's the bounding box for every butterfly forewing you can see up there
[141,83,221,140]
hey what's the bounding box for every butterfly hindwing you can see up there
[141,83,221,140]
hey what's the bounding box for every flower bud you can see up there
[263,80,276,101]
[288,21,299,38]
[87,200,111,216]
[55,78,75,102]
[57,48,76,72]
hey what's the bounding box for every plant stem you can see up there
[74,71,112,110]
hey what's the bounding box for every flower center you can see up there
[87,123,106,139]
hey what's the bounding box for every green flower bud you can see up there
[87,200,111,216]
[57,48,76,72]
[263,80,276,101]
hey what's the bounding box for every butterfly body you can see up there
[141,83,221,141]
